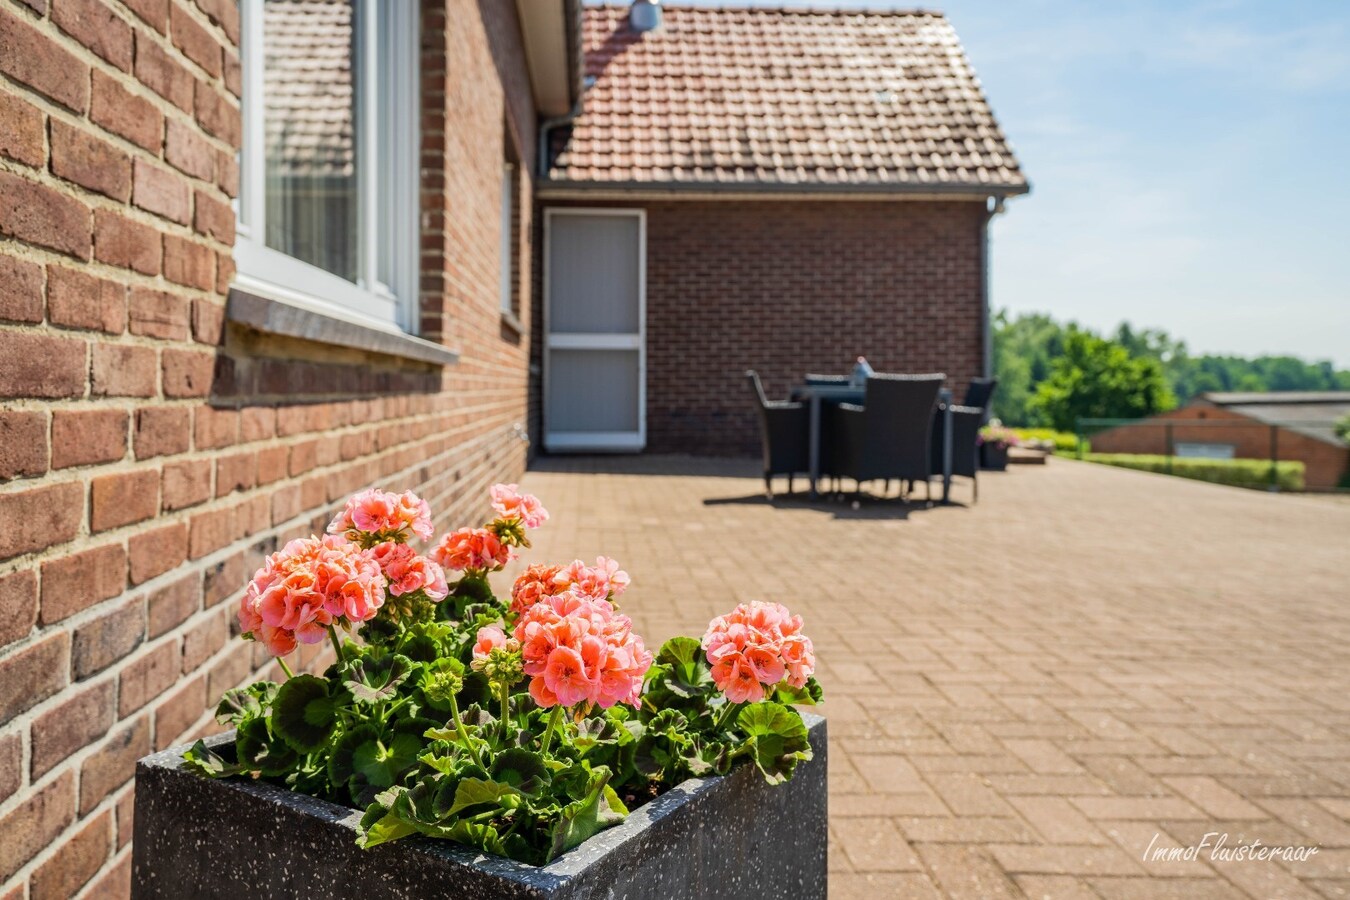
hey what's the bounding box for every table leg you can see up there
[942,398,953,503]
[809,395,822,498]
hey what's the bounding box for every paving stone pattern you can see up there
[519,455,1350,899]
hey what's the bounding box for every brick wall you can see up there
[1090,405,1350,491]
[532,198,990,457]
[0,1,535,897]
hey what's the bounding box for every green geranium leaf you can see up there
[357,793,419,849]
[446,777,522,817]
[270,674,338,753]
[736,701,813,785]
[343,654,413,705]
[215,682,275,727]
[236,716,299,776]
[445,820,507,858]
[772,677,824,707]
[328,724,379,787]
[182,740,244,778]
[654,636,713,698]
[547,767,628,861]
[353,732,423,791]
[491,749,550,796]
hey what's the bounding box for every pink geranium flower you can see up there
[489,483,549,529]
[432,527,512,573]
[328,488,434,543]
[513,589,651,711]
[510,563,564,615]
[594,556,630,596]
[702,601,816,703]
[370,542,448,600]
[551,557,630,602]
[238,535,386,656]
[472,624,508,662]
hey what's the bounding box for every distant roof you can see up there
[1199,391,1350,446]
[264,0,354,179]
[544,4,1028,196]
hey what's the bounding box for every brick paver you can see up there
[519,456,1350,898]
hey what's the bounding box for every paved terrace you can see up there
[519,456,1350,899]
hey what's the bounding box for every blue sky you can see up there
[650,0,1350,366]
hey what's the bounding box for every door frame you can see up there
[542,207,647,452]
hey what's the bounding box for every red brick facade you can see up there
[0,1,536,895]
[534,198,990,456]
[1089,404,1350,491]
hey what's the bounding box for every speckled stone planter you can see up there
[981,443,1010,471]
[131,714,826,899]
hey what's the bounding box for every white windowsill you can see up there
[227,284,459,367]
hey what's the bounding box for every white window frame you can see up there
[500,164,515,315]
[234,0,420,336]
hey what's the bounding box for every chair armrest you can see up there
[836,402,864,414]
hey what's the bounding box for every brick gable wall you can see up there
[532,198,989,456]
[0,1,534,896]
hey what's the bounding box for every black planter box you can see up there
[980,443,1009,471]
[132,714,826,900]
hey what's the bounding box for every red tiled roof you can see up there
[264,0,354,179]
[546,4,1027,195]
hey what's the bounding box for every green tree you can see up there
[1029,331,1175,432]
[992,310,1350,424]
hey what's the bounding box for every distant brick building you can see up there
[532,4,1027,456]
[0,1,1023,895]
[1090,392,1350,490]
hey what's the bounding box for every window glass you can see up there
[263,0,360,283]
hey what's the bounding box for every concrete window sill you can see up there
[501,310,524,336]
[226,289,460,367]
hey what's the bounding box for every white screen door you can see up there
[544,209,646,452]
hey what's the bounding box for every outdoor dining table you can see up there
[790,383,954,502]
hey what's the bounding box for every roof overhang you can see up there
[536,180,1032,202]
[515,0,581,117]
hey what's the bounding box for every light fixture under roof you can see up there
[629,0,662,34]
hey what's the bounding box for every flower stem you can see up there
[498,681,511,742]
[327,625,346,664]
[540,706,563,755]
[448,693,484,769]
[276,657,296,680]
[714,701,741,733]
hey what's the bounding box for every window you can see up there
[1175,442,1236,460]
[500,164,516,316]
[235,0,419,333]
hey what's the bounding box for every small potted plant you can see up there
[978,422,1019,471]
[132,485,826,899]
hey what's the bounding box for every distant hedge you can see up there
[1084,454,1304,491]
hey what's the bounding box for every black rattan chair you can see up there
[931,403,983,503]
[823,373,944,499]
[747,370,810,497]
[962,377,998,414]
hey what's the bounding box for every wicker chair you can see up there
[962,377,998,414]
[746,370,810,497]
[931,403,983,503]
[822,373,944,499]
